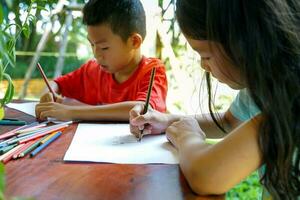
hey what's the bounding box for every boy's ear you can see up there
[128,33,143,49]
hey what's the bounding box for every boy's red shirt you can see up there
[54,56,167,112]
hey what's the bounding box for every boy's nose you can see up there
[95,55,103,63]
[93,48,103,60]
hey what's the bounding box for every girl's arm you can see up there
[193,109,242,138]
[166,115,262,195]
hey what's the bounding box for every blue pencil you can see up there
[30,131,62,158]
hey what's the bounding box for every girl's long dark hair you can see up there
[176,0,300,199]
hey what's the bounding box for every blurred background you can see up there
[0,0,260,199]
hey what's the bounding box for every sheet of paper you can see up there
[64,123,179,164]
[7,102,38,117]
[6,102,66,123]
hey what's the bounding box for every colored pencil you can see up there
[17,121,71,138]
[0,122,41,141]
[18,126,66,144]
[12,141,35,159]
[0,144,18,155]
[5,122,69,145]
[40,132,57,143]
[0,123,33,140]
[16,123,47,134]
[0,120,27,126]
[138,67,156,141]
[37,62,57,101]
[30,131,62,157]
[18,136,48,158]
[0,144,24,163]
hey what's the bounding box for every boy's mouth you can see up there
[100,64,110,72]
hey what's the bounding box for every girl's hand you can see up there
[166,117,206,149]
[129,104,174,138]
[35,102,73,121]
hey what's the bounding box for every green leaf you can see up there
[36,5,48,12]
[0,59,3,82]
[5,38,16,67]
[28,14,37,25]
[22,24,31,39]
[0,163,5,200]
[0,4,3,24]
[0,73,14,105]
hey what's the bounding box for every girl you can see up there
[129,0,300,199]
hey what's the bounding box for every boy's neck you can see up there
[113,51,143,84]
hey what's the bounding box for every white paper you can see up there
[6,102,66,123]
[7,102,38,117]
[64,123,179,164]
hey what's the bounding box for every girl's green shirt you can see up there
[229,89,271,200]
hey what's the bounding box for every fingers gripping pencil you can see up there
[138,67,156,142]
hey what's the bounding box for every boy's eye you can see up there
[101,47,109,50]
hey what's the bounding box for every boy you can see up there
[35,0,167,121]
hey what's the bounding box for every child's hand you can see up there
[40,92,63,103]
[35,102,73,121]
[129,104,171,138]
[166,117,206,149]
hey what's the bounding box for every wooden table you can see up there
[2,106,224,200]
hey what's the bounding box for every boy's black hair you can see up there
[82,0,146,42]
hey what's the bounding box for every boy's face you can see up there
[87,24,135,74]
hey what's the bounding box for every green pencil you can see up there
[18,136,47,158]
[0,144,18,155]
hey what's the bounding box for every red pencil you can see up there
[36,62,57,102]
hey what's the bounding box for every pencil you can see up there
[37,62,57,102]
[0,123,32,140]
[0,120,27,126]
[18,136,47,158]
[12,141,35,159]
[0,144,18,155]
[30,131,62,158]
[138,67,156,142]
[0,144,24,163]
[18,125,67,144]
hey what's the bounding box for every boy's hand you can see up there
[129,104,171,138]
[40,92,63,103]
[35,102,73,121]
[166,117,206,149]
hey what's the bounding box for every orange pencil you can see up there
[37,62,57,102]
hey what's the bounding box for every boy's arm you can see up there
[36,101,145,121]
[71,101,144,121]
